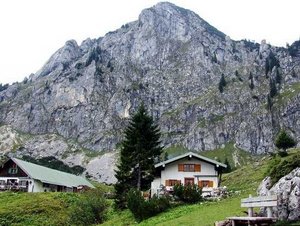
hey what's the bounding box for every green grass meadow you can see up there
[1,149,300,225]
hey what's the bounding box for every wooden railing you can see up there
[0,183,28,191]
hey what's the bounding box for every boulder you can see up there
[258,168,300,221]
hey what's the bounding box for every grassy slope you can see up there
[164,142,253,171]
[101,149,300,226]
[1,150,300,226]
[0,192,79,226]
[0,183,113,226]
[201,142,253,170]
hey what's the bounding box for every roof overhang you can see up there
[155,151,227,168]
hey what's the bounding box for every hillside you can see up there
[1,2,300,183]
[101,150,300,226]
[1,150,300,225]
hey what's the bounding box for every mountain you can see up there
[0,2,300,183]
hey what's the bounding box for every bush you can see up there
[173,184,202,203]
[127,189,170,222]
[70,189,108,225]
[266,153,300,185]
[218,74,226,93]
[265,51,280,76]
[275,130,297,151]
[288,40,300,57]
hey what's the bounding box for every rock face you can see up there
[1,2,300,182]
[258,168,300,221]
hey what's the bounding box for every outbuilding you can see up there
[0,158,94,192]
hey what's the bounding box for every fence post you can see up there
[248,194,253,217]
[266,191,272,217]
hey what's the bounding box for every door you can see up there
[184,177,194,186]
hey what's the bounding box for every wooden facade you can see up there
[0,159,28,177]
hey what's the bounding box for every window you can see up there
[169,180,180,186]
[184,178,194,185]
[43,183,50,188]
[19,180,28,187]
[165,179,181,186]
[178,164,201,172]
[184,164,194,172]
[198,180,214,188]
[8,164,18,174]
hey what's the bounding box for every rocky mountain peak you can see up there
[1,2,300,183]
[138,2,225,42]
[35,39,81,78]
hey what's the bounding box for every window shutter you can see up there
[165,180,170,186]
[208,181,214,187]
[194,164,201,172]
[178,164,184,172]
[198,180,203,188]
[177,180,181,185]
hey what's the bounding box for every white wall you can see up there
[32,180,44,192]
[0,177,74,193]
[152,157,220,191]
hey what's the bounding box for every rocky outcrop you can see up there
[258,168,300,221]
[0,2,300,182]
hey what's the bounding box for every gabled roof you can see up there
[11,158,94,188]
[155,152,227,168]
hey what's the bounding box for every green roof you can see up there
[12,158,94,188]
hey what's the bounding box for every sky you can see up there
[0,0,299,85]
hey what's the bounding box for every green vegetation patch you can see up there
[101,148,300,226]
[222,159,268,192]
[265,148,300,185]
[22,155,85,175]
[163,145,190,159]
[101,195,243,226]
[275,82,300,106]
[201,142,253,171]
[0,192,79,226]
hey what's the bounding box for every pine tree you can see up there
[269,79,277,98]
[267,94,273,111]
[223,158,232,173]
[218,74,226,93]
[114,104,163,209]
[275,68,282,84]
[275,130,297,152]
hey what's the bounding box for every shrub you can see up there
[288,40,300,57]
[173,184,202,203]
[266,153,300,185]
[127,189,170,222]
[69,189,108,225]
[22,156,85,175]
[218,74,226,93]
[269,79,277,98]
[0,83,9,92]
[275,130,297,152]
[265,51,280,76]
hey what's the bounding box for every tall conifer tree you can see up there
[114,104,162,209]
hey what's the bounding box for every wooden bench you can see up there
[228,194,278,226]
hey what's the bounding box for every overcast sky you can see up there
[0,0,299,85]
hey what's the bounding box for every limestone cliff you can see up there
[1,2,300,183]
